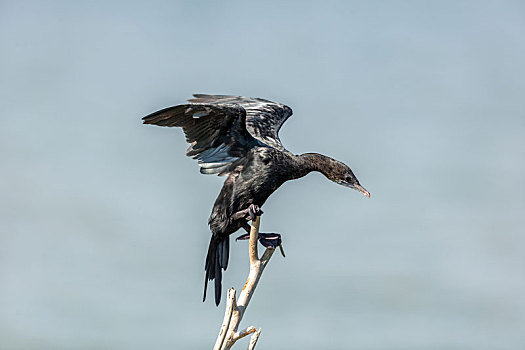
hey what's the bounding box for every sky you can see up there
[1,1,524,349]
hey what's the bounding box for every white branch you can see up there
[212,215,277,350]
[232,326,256,341]
[213,289,236,350]
[248,216,260,265]
[247,328,261,350]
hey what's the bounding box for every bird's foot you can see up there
[258,233,281,248]
[235,232,286,257]
[248,204,263,221]
[235,232,280,245]
[231,204,263,222]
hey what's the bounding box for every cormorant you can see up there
[143,94,370,306]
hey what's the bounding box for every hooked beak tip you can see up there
[342,182,370,198]
[354,184,370,198]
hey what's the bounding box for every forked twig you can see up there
[212,216,276,350]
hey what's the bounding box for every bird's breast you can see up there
[234,150,292,203]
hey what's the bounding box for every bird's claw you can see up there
[231,205,264,222]
[235,233,250,241]
[258,233,281,248]
[235,232,285,257]
[248,204,263,221]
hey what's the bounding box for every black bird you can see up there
[143,94,369,306]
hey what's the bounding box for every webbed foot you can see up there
[235,232,280,246]
[248,204,263,221]
[231,204,263,222]
[258,233,281,248]
[235,233,250,241]
[235,232,286,257]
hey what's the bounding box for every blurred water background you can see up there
[1,1,524,349]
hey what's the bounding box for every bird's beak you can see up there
[348,183,370,198]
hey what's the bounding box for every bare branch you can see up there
[212,215,277,350]
[248,216,260,265]
[232,326,256,341]
[247,329,261,350]
[260,246,275,267]
[213,289,236,350]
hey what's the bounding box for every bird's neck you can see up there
[294,152,336,179]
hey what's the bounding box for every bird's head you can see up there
[326,159,370,198]
[298,153,370,198]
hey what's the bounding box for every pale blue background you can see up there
[1,1,524,349]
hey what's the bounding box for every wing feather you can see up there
[188,94,293,151]
[143,104,261,175]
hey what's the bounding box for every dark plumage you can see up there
[143,94,369,306]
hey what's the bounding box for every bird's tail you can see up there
[203,234,230,306]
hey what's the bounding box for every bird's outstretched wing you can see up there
[188,94,293,151]
[143,104,263,175]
